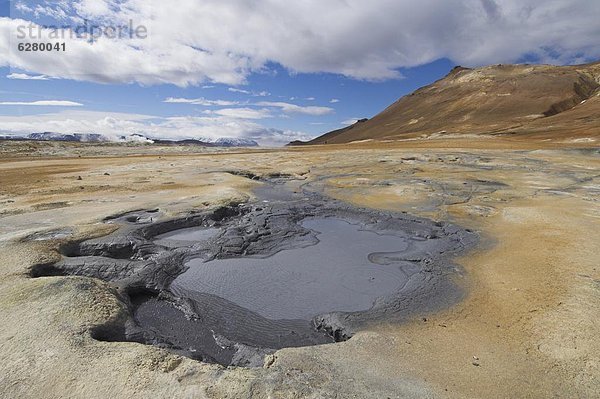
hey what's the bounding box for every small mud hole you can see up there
[30,181,477,367]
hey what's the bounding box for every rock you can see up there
[264,354,276,368]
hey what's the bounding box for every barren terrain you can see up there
[0,138,598,398]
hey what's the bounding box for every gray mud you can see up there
[154,227,220,248]
[174,218,416,320]
[29,175,477,367]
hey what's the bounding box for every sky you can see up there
[0,0,599,146]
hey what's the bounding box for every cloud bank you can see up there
[163,97,240,106]
[0,100,83,106]
[0,110,311,146]
[2,0,599,86]
[255,102,334,116]
[6,72,52,80]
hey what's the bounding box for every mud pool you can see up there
[154,227,220,247]
[172,218,418,320]
[29,179,476,367]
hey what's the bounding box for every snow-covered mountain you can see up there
[0,132,259,147]
[28,132,108,142]
[207,137,259,147]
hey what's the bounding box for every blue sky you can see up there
[0,59,455,137]
[1,0,599,145]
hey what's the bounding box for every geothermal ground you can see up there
[0,138,598,398]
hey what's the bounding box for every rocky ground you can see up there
[0,138,598,398]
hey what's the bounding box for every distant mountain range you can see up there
[0,132,259,147]
[152,137,259,147]
[0,132,109,143]
[290,61,600,145]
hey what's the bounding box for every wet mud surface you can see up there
[29,176,477,367]
[174,218,417,320]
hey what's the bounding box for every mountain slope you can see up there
[288,119,369,146]
[299,62,600,145]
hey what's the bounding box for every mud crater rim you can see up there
[29,180,477,367]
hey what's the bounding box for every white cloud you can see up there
[17,2,74,22]
[204,107,272,119]
[0,100,83,106]
[0,110,153,139]
[228,87,251,95]
[73,0,114,20]
[167,98,331,118]
[4,0,599,86]
[255,101,334,115]
[0,109,306,146]
[1,17,255,86]
[330,98,340,103]
[305,97,315,101]
[14,3,33,14]
[163,97,239,106]
[341,118,361,125]
[7,73,51,80]
[228,87,270,96]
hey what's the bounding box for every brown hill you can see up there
[296,62,600,145]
